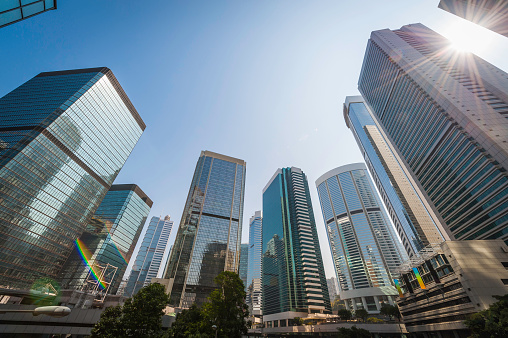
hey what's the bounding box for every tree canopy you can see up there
[337,308,353,320]
[464,294,508,338]
[91,283,170,338]
[380,304,401,321]
[337,326,371,338]
[354,309,369,322]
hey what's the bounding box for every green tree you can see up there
[171,304,210,338]
[337,326,371,338]
[354,308,369,322]
[201,271,249,338]
[380,304,400,321]
[464,294,508,338]
[91,283,170,337]
[293,317,304,326]
[337,309,352,320]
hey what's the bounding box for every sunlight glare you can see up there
[441,20,494,54]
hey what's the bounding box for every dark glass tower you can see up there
[163,151,246,308]
[359,24,508,244]
[0,0,56,29]
[58,184,152,294]
[0,68,145,290]
[239,244,248,291]
[262,167,331,327]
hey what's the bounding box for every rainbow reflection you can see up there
[413,267,426,290]
[394,279,404,298]
[75,238,106,289]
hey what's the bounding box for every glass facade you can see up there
[58,184,152,294]
[262,167,331,316]
[344,97,448,257]
[316,163,406,313]
[0,68,145,290]
[358,24,508,244]
[1,0,56,28]
[239,243,248,291]
[124,215,173,297]
[163,151,246,308]
[247,211,262,317]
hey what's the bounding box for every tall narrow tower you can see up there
[247,211,263,323]
[163,151,246,308]
[359,23,508,244]
[262,167,331,328]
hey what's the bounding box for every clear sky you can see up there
[1,1,507,279]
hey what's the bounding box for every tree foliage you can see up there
[380,304,401,321]
[170,304,210,338]
[354,308,369,322]
[464,294,508,338]
[337,326,371,338]
[91,283,170,338]
[337,309,353,320]
[293,317,304,326]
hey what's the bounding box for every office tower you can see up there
[316,163,406,313]
[247,211,262,322]
[359,23,508,244]
[344,96,450,257]
[239,244,248,290]
[1,0,56,29]
[59,184,152,294]
[262,167,331,328]
[0,67,145,290]
[326,277,339,302]
[438,0,508,37]
[163,151,246,308]
[124,215,174,297]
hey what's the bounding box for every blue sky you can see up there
[2,1,507,278]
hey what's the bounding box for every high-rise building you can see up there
[247,211,262,322]
[239,244,248,291]
[316,163,406,313]
[262,167,331,328]
[438,0,508,38]
[343,96,450,257]
[163,151,246,308]
[326,277,339,302]
[0,67,145,290]
[123,215,174,297]
[59,184,152,294]
[0,0,56,29]
[359,23,508,244]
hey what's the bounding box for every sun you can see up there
[440,19,494,54]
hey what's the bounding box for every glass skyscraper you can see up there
[316,163,406,313]
[239,243,248,290]
[359,23,508,244]
[262,167,331,328]
[163,151,246,308]
[58,184,152,294]
[0,67,145,290]
[1,0,56,29]
[344,96,450,257]
[124,215,173,297]
[247,211,262,321]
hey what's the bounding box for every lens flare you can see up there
[75,238,107,289]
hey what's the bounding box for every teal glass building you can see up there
[58,184,152,294]
[163,151,246,308]
[124,215,173,297]
[239,243,248,290]
[1,0,56,28]
[262,167,331,328]
[0,68,145,290]
[358,24,508,244]
[316,163,406,313]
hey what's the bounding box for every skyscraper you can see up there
[124,215,174,297]
[239,244,248,291]
[247,211,262,322]
[344,96,450,257]
[359,23,508,244]
[163,151,246,308]
[438,0,508,37]
[316,163,406,313]
[59,184,152,294]
[0,0,56,29]
[0,67,145,290]
[262,167,331,328]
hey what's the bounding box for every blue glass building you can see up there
[0,68,145,290]
[58,184,152,294]
[316,163,406,313]
[163,151,246,307]
[359,23,508,244]
[262,167,331,328]
[344,96,449,257]
[247,211,262,320]
[124,215,173,297]
[239,243,248,290]
[1,0,56,29]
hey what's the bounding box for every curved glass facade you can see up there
[163,151,245,307]
[0,68,145,290]
[316,163,406,313]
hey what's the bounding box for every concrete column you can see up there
[345,299,351,311]
[374,296,382,311]
[388,296,395,305]
[361,297,368,311]
[352,298,358,311]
